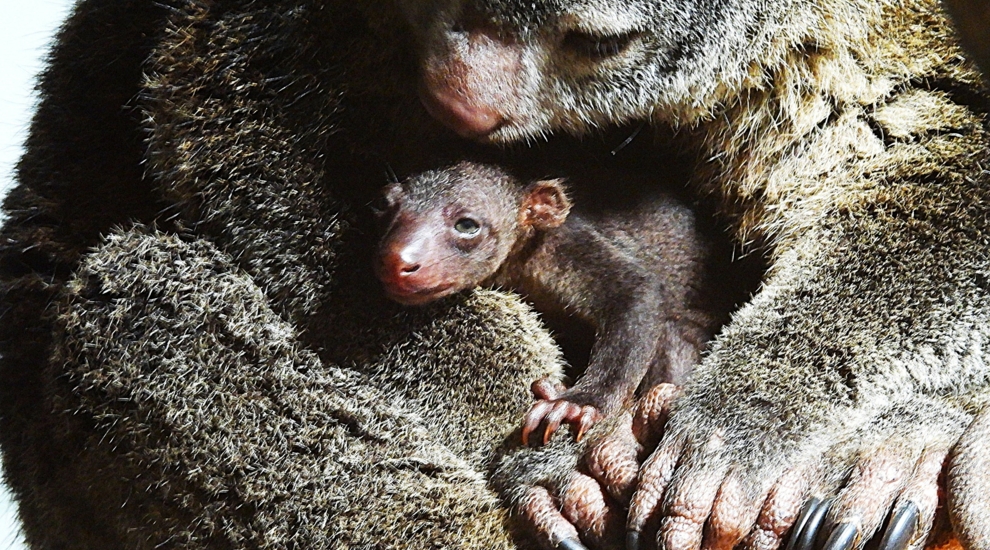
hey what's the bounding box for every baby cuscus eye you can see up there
[454,217,482,235]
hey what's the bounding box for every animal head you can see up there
[398,0,813,142]
[376,161,570,305]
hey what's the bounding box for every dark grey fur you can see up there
[0,1,566,548]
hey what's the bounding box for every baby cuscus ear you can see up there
[522,179,571,230]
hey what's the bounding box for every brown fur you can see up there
[409,0,990,548]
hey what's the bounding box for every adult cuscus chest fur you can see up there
[403,0,990,549]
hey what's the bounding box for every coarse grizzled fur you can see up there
[0,1,570,548]
[1,1,989,550]
[404,0,990,547]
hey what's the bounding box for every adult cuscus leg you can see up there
[44,226,562,549]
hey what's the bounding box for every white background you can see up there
[0,2,75,548]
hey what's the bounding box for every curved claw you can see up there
[542,402,573,445]
[785,497,831,550]
[574,408,598,442]
[557,538,590,550]
[523,401,556,445]
[876,503,919,550]
[822,523,859,550]
[523,398,604,445]
[545,402,603,444]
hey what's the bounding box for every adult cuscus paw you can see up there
[784,401,973,550]
[625,417,817,550]
[625,397,973,550]
[515,384,682,550]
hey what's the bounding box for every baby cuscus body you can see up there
[376,160,719,445]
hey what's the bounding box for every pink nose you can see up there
[395,256,421,277]
[420,84,505,138]
[378,250,422,287]
[419,28,519,138]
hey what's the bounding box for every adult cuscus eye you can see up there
[563,30,639,59]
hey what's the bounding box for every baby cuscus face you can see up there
[375,161,570,305]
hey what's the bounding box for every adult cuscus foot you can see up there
[774,404,985,550]
[511,383,681,550]
[625,397,975,550]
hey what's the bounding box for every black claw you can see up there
[876,502,919,550]
[823,523,859,550]
[627,530,641,550]
[558,538,590,550]
[786,497,831,550]
[786,497,824,550]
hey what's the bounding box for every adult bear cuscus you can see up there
[2,1,988,550]
[406,0,990,549]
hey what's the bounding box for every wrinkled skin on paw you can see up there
[514,386,974,550]
[503,377,982,550]
[499,384,680,550]
[625,396,970,550]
